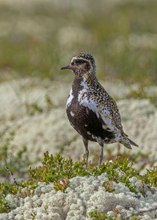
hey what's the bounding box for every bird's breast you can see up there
[66,90,115,143]
[66,88,74,108]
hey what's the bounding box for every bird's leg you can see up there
[82,138,89,168]
[98,144,104,166]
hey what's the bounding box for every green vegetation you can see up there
[126,86,157,108]
[143,167,157,187]
[0,152,157,213]
[0,130,34,213]
[88,210,141,220]
[29,152,89,183]
[0,0,157,84]
[24,94,54,115]
[54,178,70,192]
[0,182,18,213]
[0,0,157,217]
[0,131,156,214]
[0,130,32,180]
[88,210,115,220]
[102,181,115,193]
[29,152,139,193]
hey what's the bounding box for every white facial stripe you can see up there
[71,57,90,64]
[71,57,77,63]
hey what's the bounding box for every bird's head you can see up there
[61,52,96,78]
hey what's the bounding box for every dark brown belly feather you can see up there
[66,102,115,143]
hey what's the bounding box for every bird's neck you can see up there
[83,72,97,87]
[72,72,97,92]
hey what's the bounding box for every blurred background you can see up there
[1,0,157,181]
[0,0,157,84]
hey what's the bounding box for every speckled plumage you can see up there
[61,53,138,166]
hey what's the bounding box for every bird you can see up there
[61,52,138,167]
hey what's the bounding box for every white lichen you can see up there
[1,78,157,164]
[1,174,157,219]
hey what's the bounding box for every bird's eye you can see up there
[71,61,75,65]
[75,60,84,65]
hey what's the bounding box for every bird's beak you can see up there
[61,65,71,70]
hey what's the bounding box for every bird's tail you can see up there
[127,137,138,147]
[119,136,138,149]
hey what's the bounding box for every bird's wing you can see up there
[97,94,123,135]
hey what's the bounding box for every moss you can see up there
[0,182,18,213]
[142,166,157,187]
[130,217,141,220]
[54,179,70,192]
[88,210,141,220]
[102,181,115,193]
[0,197,9,213]
[88,210,115,220]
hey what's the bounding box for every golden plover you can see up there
[61,53,138,167]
